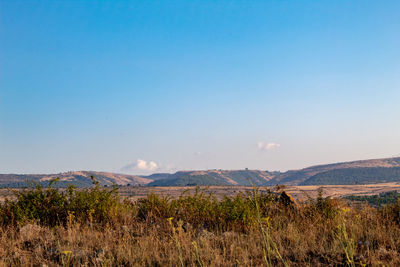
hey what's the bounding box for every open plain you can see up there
[117,182,400,201]
[2,183,400,202]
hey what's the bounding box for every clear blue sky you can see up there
[1,0,399,174]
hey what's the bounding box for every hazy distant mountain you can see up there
[271,157,400,185]
[146,169,276,186]
[144,173,174,181]
[146,157,400,186]
[0,171,152,188]
[2,157,400,187]
[300,167,400,185]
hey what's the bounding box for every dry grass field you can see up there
[117,182,400,201]
[2,183,400,203]
[1,182,400,266]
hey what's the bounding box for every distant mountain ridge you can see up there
[2,157,400,187]
[274,157,400,185]
[145,157,400,186]
[0,171,151,188]
[146,169,276,186]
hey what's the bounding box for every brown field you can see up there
[1,183,400,266]
[2,183,400,202]
[117,182,400,200]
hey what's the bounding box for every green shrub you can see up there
[66,178,121,224]
[381,198,400,225]
[304,189,341,220]
[136,193,175,221]
[136,187,281,232]
[0,177,122,226]
[345,191,400,206]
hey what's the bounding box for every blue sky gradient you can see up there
[1,1,399,174]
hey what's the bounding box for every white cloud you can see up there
[257,142,281,151]
[120,159,159,173]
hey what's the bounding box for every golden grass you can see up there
[117,182,400,201]
[1,206,400,266]
[1,185,400,266]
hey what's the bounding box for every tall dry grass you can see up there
[1,181,400,266]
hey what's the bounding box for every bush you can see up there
[303,189,342,220]
[381,198,400,225]
[3,183,400,265]
[136,186,282,232]
[0,177,122,226]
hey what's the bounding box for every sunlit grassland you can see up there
[1,180,400,266]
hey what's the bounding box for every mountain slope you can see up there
[0,171,152,188]
[147,157,400,186]
[2,157,400,187]
[147,169,276,186]
[269,157,400,185]
[300,167,400,185]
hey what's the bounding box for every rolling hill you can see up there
[2,157,400,187]
[146,169,276,186]
[0,171,152,188]
[270,157,400,185]
[300,167,400,185]
[146,157,400,186]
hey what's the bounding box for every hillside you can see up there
[301,167,400,185]
[147,169,276,186]
[2,157,400,187]
[147,157,400,186]
[269,157,400,185]
[0,171,152,188]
